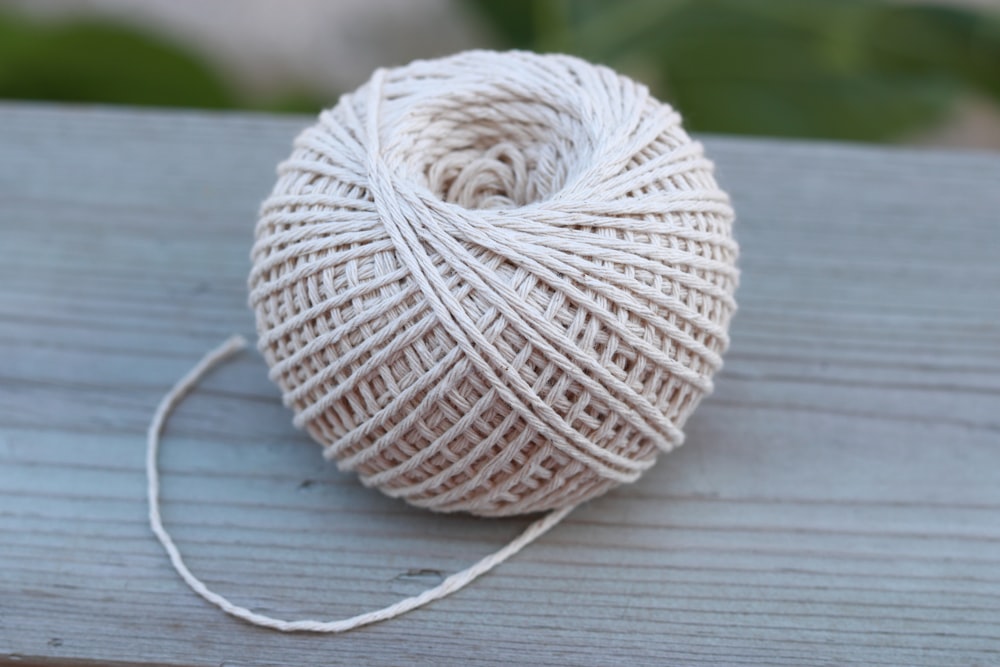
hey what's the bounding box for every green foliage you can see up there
[2,3,997,139]
[867,4,1000,103]
[0,13,235,108]
[465,0,1000,142]
[0,11,324,112]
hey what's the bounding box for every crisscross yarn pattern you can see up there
[249,50,739,517]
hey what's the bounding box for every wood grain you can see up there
[1,102,999,666]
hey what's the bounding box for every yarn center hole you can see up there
[403,102,582,211]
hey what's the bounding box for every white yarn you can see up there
[147,341,571,632]
[149,50,738,633]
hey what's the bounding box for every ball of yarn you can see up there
[249,50,738,517]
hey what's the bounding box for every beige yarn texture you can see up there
[250,50,739,517]
[148,50,738,633]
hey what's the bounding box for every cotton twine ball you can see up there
[249,50,738,518]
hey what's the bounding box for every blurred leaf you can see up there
[254,91,328,115]
[670,74,954,141]
[0,12,236,108]
[465,0,547,49]
[464,0,1000,142]
[866,4,1000,104]
[645,0,957,141]
[567,0,689,61]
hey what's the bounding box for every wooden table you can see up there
[2,103,999,666]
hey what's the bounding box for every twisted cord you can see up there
[147,335,575,632]
[250,51,738,517]
[149,50,738,633]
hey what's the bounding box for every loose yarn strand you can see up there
[146,335,576,633]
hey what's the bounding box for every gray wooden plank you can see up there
[1,101,999,666]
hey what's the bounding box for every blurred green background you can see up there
[1,0,998,145]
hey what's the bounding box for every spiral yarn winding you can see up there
[250,50,738,517]
[148,50,738,632]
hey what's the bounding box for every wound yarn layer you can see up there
[249,50,739,517]
[149,49,739,634]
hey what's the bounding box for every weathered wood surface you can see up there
[1,102,999,666]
